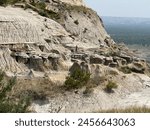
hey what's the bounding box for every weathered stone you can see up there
[69,60,91,74]
[12,52,29,64]
[120,54,133,63]
[104,36,115,46]
[14,3,26,8]
[69,61,81,74]
[49,53,60,59]
[104,57,113,66]
[90,54,105,64]
[54,0,84,6]
[71,53,88,61]
[113,56,127,66]
[48,56,59,70]
[129,62,145,74]
[80,62,91,73]
[109,62,118,68]
[28,55,44,71]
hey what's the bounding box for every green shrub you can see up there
[0,0,21,6]
[38,10,48,17]
[105,81,118,93]
[0,0,7,5]
[0,70,30,113]
[36,2,46,10]
[64,69,90,90]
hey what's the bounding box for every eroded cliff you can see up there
[0,0,150,112]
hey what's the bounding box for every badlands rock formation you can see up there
[0,0,108,74]
[0,0,150,112]
[58,0,84,5]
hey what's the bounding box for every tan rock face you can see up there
[58,0,84,5]
[0,7,71,73]
[0,1,109,74]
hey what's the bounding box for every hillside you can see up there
[0,0,150,112]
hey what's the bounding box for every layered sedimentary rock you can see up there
[0,0,109,74]
[1,0,150,113]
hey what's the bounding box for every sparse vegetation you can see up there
[28,1,60,20]
[64,69,91,90]
[33,1,46,10]
[97,106,150,113]
[0,0,21,6]
[83,87,94,97]
[0,70,30,113]
[105,81,118,93]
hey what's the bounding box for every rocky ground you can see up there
[30,72,150,113]
[118,88,150,108]
[0,0,150,112]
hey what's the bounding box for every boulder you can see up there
[69,61,81,74]
[104,57,113,66]
[120,53,133,63]
[113,56,127,66]
[129,62,145,74]
[80,62,91,73]
[28,55,44,71]
[109,62,118,68]
[12,52,29,64]
[48,56,59,70]
[104,36,115,46]
[90,54,105,64]
[69,61,91,74]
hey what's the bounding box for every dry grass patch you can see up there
[97,106,150,113]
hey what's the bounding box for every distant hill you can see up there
[101,16,150,45]
[102,16,150,26]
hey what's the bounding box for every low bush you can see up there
[0,0,21,6]
[35,1,46,10]
[105,81,118,93]
[0,70,30,113]
[64,69,90,90]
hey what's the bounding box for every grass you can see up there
[0,70,30,113]
[97,106,150,113]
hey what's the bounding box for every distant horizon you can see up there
[85,0,150,18]
[101,16,150,19]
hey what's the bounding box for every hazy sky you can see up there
[85,0,150,18]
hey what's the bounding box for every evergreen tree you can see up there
[0,70,30,113]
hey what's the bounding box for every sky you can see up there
[85,0,150,18]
